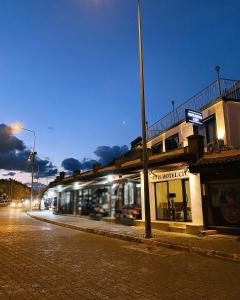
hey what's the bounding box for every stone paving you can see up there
[29,210,240,259]
[0,207,240,299]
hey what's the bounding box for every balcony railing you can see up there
[147,78,240,140]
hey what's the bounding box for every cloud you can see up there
[47,126,54,130]
[0,124,24,153]
[3,171,16,177]
[94,145,128,165]
[62,145,128,172]
[0,124,58,178]
[81,158,98,170]
[61,158,81,171]
[61,157,97,172]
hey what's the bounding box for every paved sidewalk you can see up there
[28,210,240,262]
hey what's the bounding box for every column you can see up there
[140,171,145,221]
[189,173,204,225]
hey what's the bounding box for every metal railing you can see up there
[147,78,240,140]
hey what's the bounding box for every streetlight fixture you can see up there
[137,0,152,238]
[11,123,36,211]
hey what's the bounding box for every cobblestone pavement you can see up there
[0,208,240,300]
[31,211,240,256]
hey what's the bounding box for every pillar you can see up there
[189,173,203,225]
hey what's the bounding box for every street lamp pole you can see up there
[11,124,36,211]
[137,0,152,238]
[21,128,36,212]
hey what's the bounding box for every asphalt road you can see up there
[0,207,239,300]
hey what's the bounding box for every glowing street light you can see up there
[11,123,36,212]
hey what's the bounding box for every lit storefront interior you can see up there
[52,173,142,219]
[155,179,192,222]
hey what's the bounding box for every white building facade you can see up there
[138,78,240,233]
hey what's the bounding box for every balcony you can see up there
[147,78,240,140]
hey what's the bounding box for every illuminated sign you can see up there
[185,109,203,125]
[149,169,189,182]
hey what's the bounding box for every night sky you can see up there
[1,0,240,183]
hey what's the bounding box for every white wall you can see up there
[147,99,236,149]
[140,171,145,221]
[224,101,240,147]
[189,173,203,225]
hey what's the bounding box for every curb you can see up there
[27,213,240,263]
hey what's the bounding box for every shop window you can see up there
[165,134,179,151]
[155,179,192,222]
[77,189,92,215]
[207,181,240,227]
[60,191,73,214]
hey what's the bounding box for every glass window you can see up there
[168,180,183,221]
[208,182,240,227]
[199,115,217,145]
[59,191,73,214]
[155,182,169,220]
[152,142,163,154]
[183,180,192,221]
[155,179,192,222]
[205,117,217,144]
[165,134,179,151]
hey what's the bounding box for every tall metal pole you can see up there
[30,130,36,212]
[137,0,152,238]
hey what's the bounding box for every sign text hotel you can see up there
[150,169,189,182]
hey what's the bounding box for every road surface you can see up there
[0,207,239,299]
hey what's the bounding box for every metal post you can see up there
[215,65,222,97]
[30,131,36,212]
[137,0,152,238]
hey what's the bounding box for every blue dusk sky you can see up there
[1,0,240,181]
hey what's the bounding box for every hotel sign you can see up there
[149,169,189,182]
[185,109,203,125]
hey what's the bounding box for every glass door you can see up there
[155,182,169,220]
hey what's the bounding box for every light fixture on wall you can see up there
[218,128,225,140]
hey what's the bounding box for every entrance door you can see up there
[155,179,192,222]
[155,182,169,220]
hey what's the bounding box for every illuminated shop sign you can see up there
[149,169,189,182]
[185,109,203,125]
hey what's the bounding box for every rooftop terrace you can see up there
[147,78,240,140]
